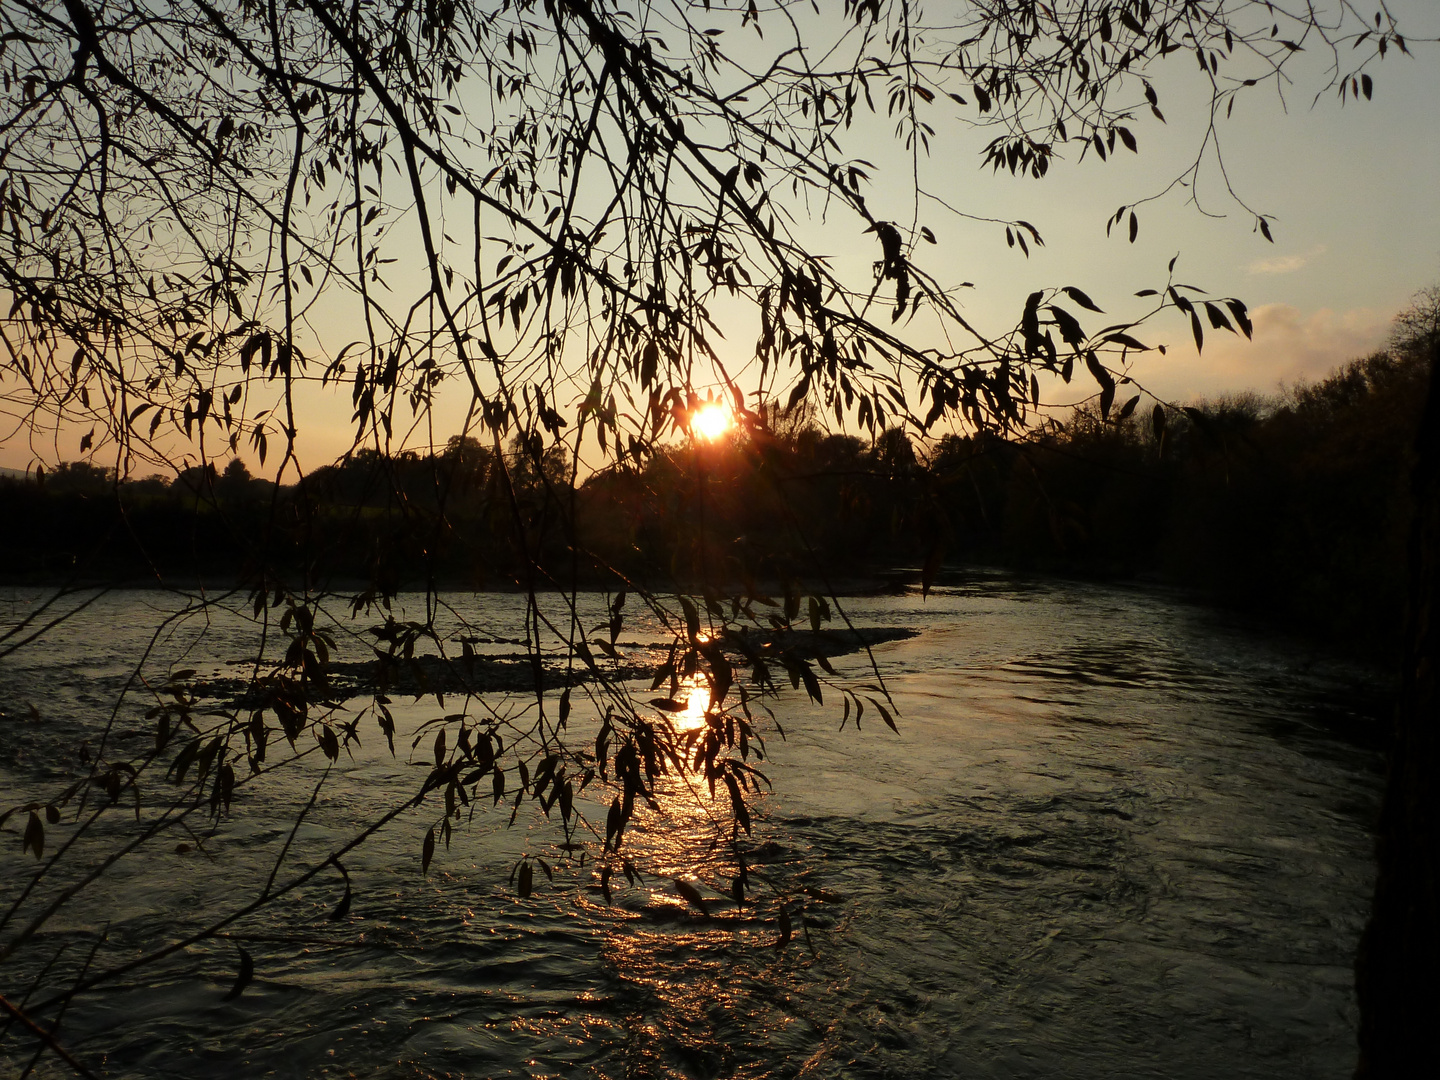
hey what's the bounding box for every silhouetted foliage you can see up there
[1355,286,1440,1079]
[928,324,1428,654]
[0,1,1427,1075]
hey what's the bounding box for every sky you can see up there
[837,4,1440,414]
[662,5,1440,446]
[1,1,1437,476]
[979,13,1440,406]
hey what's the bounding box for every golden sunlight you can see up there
[690,402,731,441]
[674,673,712,732]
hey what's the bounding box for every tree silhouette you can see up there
[0,1,1428,1075]
[1355,287,1440,1078]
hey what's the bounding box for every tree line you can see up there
[6,292,1433,658]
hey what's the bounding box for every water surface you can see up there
[0,574,1386,1078]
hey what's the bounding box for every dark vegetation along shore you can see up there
[2,303,1430,662]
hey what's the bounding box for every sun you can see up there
[691,402,732,441]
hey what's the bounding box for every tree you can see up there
[214,455,253,499]
[1355,287,1440,1078]
[0,1,1427,1075]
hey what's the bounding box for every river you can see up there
[0,572,1387,1078]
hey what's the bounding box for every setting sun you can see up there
[690,402,732,441]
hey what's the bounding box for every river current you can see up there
[0,573,1387,1079]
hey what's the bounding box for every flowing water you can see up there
[0,573,1387,1079]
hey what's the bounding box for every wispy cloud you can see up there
[1126,302,1394,403]
[1247,244,1327,276]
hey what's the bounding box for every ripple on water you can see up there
[0,580,1384,1079]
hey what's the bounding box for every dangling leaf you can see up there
[1061,286,1104,313]
[222,946,254,1002]
[775,906,792,950]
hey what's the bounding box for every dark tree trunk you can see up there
[1355,337,1440,1076]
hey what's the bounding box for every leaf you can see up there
[1190,310,1204,353]
[606,797,624,850]
[725,773,752,835]
[1084,350,1115,392]
[799,662,823,705]
[1152,404,1167,443]
[1128,211,1138,244]
[1361,73,1373,100]
[1061,286,1104,313]
[1102,333,1150,351]
[776,907,792,950]
[23,810,43,859]
[679,595,700,642]
[1016,220,1044,246]
[1226,298,1253,339]
[518,860,534,898]
[1047,305,1085,347]
[222,946,253,1001]
[1116,394,1140,421]
[1203,301,1234,332]
[172,738,202,785]
[238,333,268,372]
[421,826,436,874]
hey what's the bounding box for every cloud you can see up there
[1125,302,1395,403]
[1247,244,1327,276]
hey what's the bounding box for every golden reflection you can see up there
[674,672,711,733]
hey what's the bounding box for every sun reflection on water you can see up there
[673,672,712,733]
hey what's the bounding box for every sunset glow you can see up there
[691,402,731,441]
[674,673,712,732]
